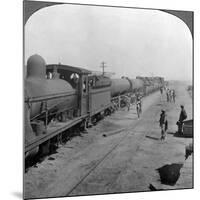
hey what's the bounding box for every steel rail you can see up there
[65,118,144,196]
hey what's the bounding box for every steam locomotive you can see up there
[25,54,164,158]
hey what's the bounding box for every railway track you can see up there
[66,107,162,196]
[66,128,134,196]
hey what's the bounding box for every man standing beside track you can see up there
[159,110,168,140]
[166,88,169,102]
[172,89,176,103]
[177,105,187,134]
[136,93,142,118]
[126,95,131,111]
[160,87,164,101]
[160,87,163,95]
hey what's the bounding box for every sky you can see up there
[25,4,192,81]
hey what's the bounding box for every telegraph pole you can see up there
[100,62,106,75]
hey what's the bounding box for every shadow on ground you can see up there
[157,163,183,186]
[167,131,192,138]
[145,135,159,140]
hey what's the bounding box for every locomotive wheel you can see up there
[91,116,97,125]
[25,146,40,170]
[39,140,50,156]
[104,108,111,116]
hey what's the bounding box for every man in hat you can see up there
[172,89,176,103]
[160,87,163,95]
[159,109,168,140]
[136,93,142,118]
[125,94,131,111]
[177,105,187,134]
[166,89,170,102]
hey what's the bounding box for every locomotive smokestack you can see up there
[26,54,46,78]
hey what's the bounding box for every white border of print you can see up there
[0,0,199,200]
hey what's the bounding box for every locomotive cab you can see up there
[46,64,91,116]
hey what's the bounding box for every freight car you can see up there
[110,78,131,96]
[111,76,164,98]
[25,54,164,159]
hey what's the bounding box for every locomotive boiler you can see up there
[25,54,77,120]
[25,55,79,157]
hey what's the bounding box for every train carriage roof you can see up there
[47,64,91,75]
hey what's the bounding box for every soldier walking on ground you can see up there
[160,87,164,101]
[159,110,168,140]
[177,105,187,134]
[169,89,173,102]
[169,89,172,102]
[126,95,131,111]
[136,93,142,118]
[170,89,174,102]
[172,89,176,103]
[166,88,170,102]
[160,87,163,95]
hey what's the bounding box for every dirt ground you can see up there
[24,81,193,199]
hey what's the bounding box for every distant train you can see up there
[111,76,164,97]
[25,54,164,158]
